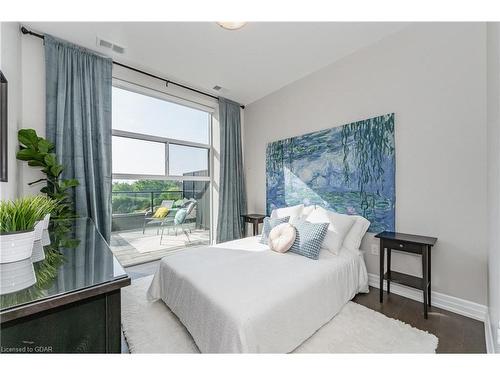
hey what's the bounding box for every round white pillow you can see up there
[268,223,296,253]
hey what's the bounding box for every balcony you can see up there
[110,189,210,267]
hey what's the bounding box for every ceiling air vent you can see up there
[112,44,125,54]
[96,37,125,54]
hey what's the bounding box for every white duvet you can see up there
[147,236,369,353]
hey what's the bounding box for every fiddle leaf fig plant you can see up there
[16,129,79,219]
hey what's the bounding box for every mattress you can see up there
[147,235,369,353]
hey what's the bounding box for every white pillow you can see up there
[270,204,304,222]
[268,223,296,253]
[306,207,355,255]
[343,215,371,252]
[301,205,315,218]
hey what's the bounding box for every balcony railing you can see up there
[112,190,193,232]
[112,190,190,215]
[111,189,210,232]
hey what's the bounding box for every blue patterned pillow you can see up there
[289,219,329,260]
[260,216,290,244]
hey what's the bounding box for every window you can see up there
[110,85,212,261]
[112,137,165,175]
[168,144,208,176]
[111,87,211,179]
[112,86,210,144]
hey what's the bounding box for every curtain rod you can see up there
[20,26,245,109]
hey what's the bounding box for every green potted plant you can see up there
[16,129,79,219]
[0,195,57,263]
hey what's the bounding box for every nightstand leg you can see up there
[428,245,432,307]
[422,248,428,319]
[379,242,384,303]
[387,248,391,295]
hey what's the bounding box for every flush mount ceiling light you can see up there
[216,22,247,30]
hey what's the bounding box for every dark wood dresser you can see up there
[0,218,130,353]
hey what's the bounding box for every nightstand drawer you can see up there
[383,240,423,254]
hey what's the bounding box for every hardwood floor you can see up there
[122,260,486,353]
[353,287,486,353]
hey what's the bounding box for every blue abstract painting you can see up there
[266,113,395,233]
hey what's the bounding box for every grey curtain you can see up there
[216,98,247,242]
[45,35,113,242]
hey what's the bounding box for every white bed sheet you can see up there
[147,236,368,353]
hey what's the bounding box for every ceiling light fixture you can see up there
[216,22,247,30]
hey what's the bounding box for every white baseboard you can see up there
[484,314,496,354]
[367,273,488,322]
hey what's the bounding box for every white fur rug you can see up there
[121,276,438,353]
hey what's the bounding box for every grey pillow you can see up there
[260,216,290,244]
[289,219,329,260]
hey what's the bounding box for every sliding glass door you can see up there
[110,85,212,266]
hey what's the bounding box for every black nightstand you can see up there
[241,214,266,236]
[375,231,437,319]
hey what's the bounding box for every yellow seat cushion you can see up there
[152,207,169,218]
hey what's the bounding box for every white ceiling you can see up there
[23,22,410,105]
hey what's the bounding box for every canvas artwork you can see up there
[266,113,395,233]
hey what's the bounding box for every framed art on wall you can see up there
[0,70,7,182]
[266,113,396,233]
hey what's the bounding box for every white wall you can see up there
[487,22,500,353]
[244,23,488,305]
[0,22,22,200]
[19,30,45,196]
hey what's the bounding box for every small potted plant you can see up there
[0,195,57,264]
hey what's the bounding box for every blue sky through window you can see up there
[112,87,210,177]
[112,87,210,143]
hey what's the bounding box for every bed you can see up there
[147,235,369,353]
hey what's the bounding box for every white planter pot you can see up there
[31,221,46,262]
[34,220,44,241]
[41,229,51,246]
[41,214,51,246]
[0,230,35,264]
[0,258,37,295]
[42,213,50,230]
[31,240,45,262]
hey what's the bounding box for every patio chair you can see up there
[142,200,174,234]
[160,200,197,243]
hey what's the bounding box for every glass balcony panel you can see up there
[110,179,210,266]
